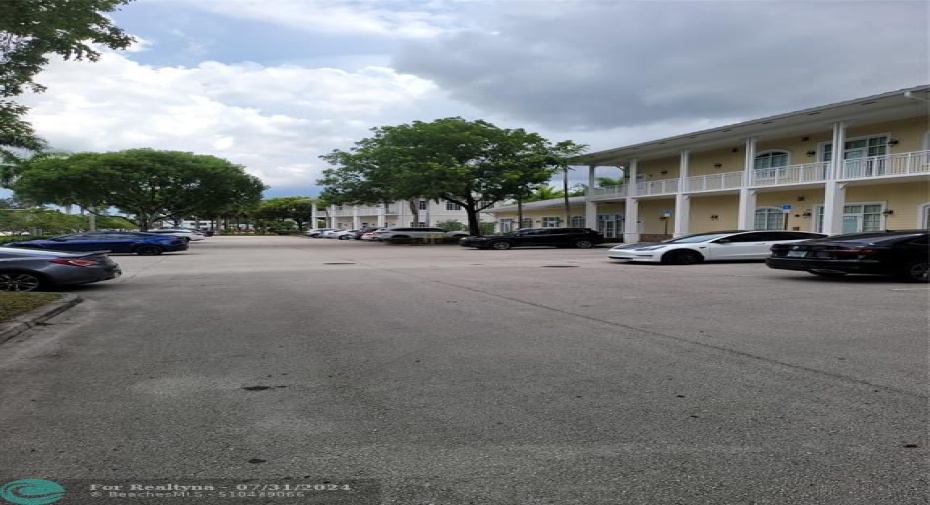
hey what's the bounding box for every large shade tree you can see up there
[11,149,267,230]
[1,0,135,160]
[254,196,316,231]
[318,117,586,236]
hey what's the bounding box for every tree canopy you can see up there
[11,149,267,230]
[318,117,586,235]
[1,0,135,160]
[254,196,316,231]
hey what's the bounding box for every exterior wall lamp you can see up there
[801,210,812,218]
[713,163,723,168]
[887,139,899,145]
[882,209,894,216]
[805,150,817,157]
[709,214,719,220]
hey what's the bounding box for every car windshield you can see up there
[661,233,736,244]
[822,232,925,244]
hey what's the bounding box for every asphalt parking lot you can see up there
[0,236,926,504]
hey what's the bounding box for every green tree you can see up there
[319,117,584,236]
[11,149,267,230]
[254,197,315,231]
[525,186,566,202]
[435,219,466,232]
[1,0,136,158]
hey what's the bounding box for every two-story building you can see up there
[490,85,930,242]
[314,199,496,230]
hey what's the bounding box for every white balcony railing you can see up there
[326,206,397,217]
[684,171,744,192]
[840,150,930,180]
[750,162,829,186]
[588,184,629,200]
[637,178,679,196]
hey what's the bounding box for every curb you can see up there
[0,293,82,345]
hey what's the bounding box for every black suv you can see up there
[460,228,604,250]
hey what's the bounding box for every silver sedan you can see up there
[0,247,122,291]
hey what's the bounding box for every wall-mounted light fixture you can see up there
[731,148,739,153]
[801,136,810,142]
[887,138,899,145]
[709,214,719,220]
[801,210,812,218]
[882,209,894,216]
[660,170,668,175]
[805,150,817,157]
[713,163,723,168]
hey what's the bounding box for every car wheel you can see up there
[134,245,164,256]
[0,272,47,292]
[661,249,703,265]
[807,270,848,278]
[572,239,594,249]
[902,261,929,283]
[338,235,351,240]
[182,237,191,243]
[490,241,512,250]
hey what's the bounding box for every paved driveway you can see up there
[0,236,926,504]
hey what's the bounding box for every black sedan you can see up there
[5,231,188,255]
[766,230,929,282]
[460,228,605,250]
[0,247,121,291]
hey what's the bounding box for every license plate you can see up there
[786,250,807,258]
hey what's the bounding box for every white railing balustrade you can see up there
[588,184,629,200]
[636,178,679,196]
[840,150,930,179]
[751,162,829,186]
[685,171,743,192]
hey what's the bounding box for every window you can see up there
[921,204,930,229]
[417,200,428,210]
[570,215,585,227]
[754,151,790,180]
[499,219,514,233]
[445,201,461,211]
[754,207,785,230]
[520,218,533,229]
[823,135,888,177]
[542,217,561,228]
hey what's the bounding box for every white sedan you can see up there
[608,230,826,265]
[145,228,206,242]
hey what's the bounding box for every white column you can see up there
[585,164,598,229]
[737,137,758,229]
[377,204,386,227]
[623,159,640,243]
[311,201,319,227]
[673,150,690,236]
[822,122,847,235]
[352,206,361,229]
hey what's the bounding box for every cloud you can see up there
[392,0,930,130]
[16,51,443,193]
[164,0,469,39]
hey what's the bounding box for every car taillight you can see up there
[50,259,99,267]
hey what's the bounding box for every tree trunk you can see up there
[517,193,524,230]
[407,200,420,227]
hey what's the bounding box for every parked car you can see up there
[4,231,189,256]
[608,230,827,264]
[144,228,206,242]
[766,230,929,282]
[305,228,338,237]
[330,229,362,240]
[377,227,470,242]
[461,228,605,250]
[0,247,121,292]
[360,228,388,241]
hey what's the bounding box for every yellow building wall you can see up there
[689,195,739,232]
[846,116,929,153]
[637,155,679,179]
[846,182,930,229]
[755,190,824,232]
[637,199,676,235]
[688,147,744,177]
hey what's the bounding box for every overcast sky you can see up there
[15,0,929,197]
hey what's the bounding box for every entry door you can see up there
[843,149,867,178]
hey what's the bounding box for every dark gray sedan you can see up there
[0,247,122,292]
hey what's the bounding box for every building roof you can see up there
[573,84,930,166]
[491,196,587,213]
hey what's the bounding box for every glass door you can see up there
[842,214,862,234]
